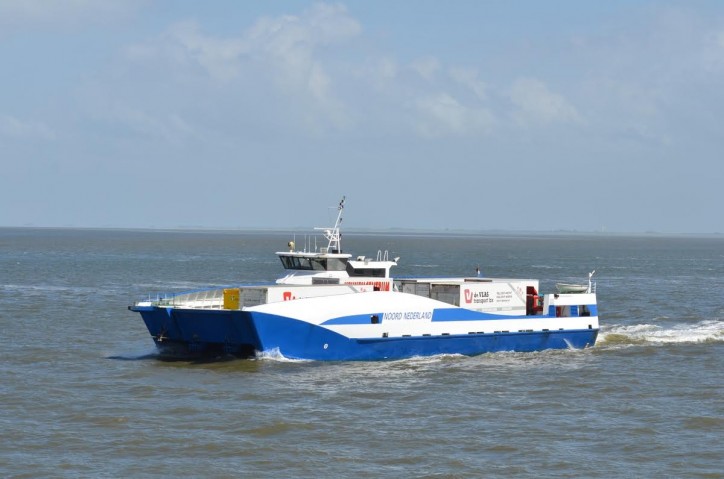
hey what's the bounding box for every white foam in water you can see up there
[255,348,309,362]
[256,350,465,364]
[601,319,724,345]
[392,353,466,365]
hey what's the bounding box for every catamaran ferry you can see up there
[129,198,599,361]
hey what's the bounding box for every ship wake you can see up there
[598,319,723,347]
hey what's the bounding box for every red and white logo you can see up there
[464,289,473,303]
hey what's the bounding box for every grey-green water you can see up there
[1,228,722,478]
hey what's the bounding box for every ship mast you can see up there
[316,196,345,254]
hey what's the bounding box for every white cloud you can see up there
[164,21,248,82]
[701,29,724,72]
[370,57,398,89]
[114,4,601,141]
[508,78,582,126]
[245,4,361,98]
[449,67,487,101]
[0,115,56,140]
[81,82,197,144]
[111,106,197,144]
[378,57,398,79]
[126,3,362,84]
[410,56,440,81]
[124,21,249,82]
[123,3,360,129]
[0,0,143,31]
[307,62,331,101]
[415,93,495,137]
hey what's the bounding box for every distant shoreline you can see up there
[1,225,721,239]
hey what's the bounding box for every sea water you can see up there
[1,228,722,478]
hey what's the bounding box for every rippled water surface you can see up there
[1,228,722,478]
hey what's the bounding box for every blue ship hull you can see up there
[132,305,598,361]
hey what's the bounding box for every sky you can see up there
[2,0,724,234]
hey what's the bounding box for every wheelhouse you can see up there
[278,254,348,272]
[277,252,395,278]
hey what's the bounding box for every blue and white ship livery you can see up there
[129,198,599,360]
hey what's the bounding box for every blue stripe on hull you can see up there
[321,307,541,325]
[252,312,597,360]
[133,307,598,361]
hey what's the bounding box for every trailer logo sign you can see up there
[464,289,490,304]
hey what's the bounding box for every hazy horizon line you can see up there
[2,224,722,238]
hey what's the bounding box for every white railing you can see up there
[156,289,225,309]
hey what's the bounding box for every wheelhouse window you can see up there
[325,258,347,271]
[279,256,313,270]
[347,265,386,277]
[279,255,348,271]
